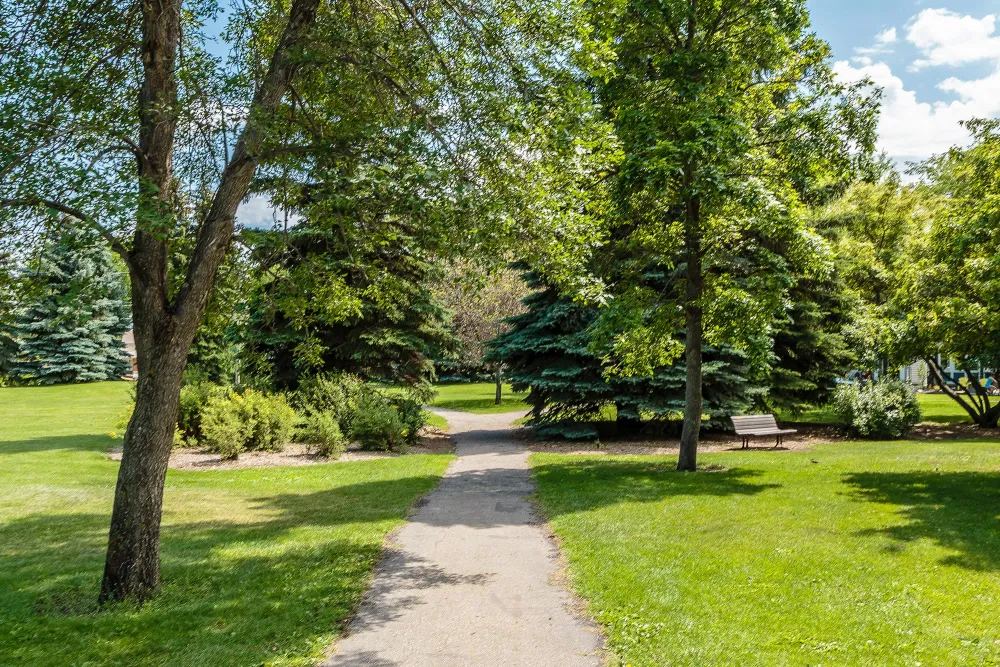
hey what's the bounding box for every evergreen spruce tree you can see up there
[9,228,131,384]
[763,274,855,413]
[0,259,17,379]
[487,271,756,439]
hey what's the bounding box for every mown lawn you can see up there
[532,440,1000,666]
[779,392,973,425]
[429,382,530,414]
[0,382,452,666]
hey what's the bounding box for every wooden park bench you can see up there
[731,414,798,449]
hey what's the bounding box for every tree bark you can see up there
[678,195,703,472]
[99,327,188,602]
[100,0,323,603]
[494,365,503,405]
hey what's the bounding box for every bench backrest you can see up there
[731,414,779,433]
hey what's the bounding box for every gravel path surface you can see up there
[324,408,603,667]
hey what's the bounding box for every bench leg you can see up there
[774,434,780,449]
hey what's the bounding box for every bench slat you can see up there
[731,414,795,435]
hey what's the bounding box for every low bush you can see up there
[389,393,427,445]
[351,394,406,451]
[201,389,296,459]
[294,373,368,435]
[833,380,922,439]
[201,392,247,459]
[298,410,347,458]
[178,380,228,445]
[295,373,428,450]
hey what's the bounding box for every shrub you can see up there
[350,394,406,451]
[201,389,296,459]
[833,380,922,439]
[178,380,228,445]
[246,390,296,452]
[298,410,347,458]
[201,392,248,459]
[389,393,427,445]
[294,373,368,434]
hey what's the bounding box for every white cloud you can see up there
[906,9,1000,69]
[833,60,1000,164]
[236,194,302,230]
[855,26,898,58]
[875,27,897,45]
[833,8,1000,170]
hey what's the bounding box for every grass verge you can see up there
[429,382,530,414]
[531,440,1000,666]
[0,382,452,666]
[778,392,973,425]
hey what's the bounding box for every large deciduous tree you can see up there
[1,0,594,601]
[895,120,1000,427]
[587,0,877,469]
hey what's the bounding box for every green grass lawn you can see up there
[423,410,449,430]
[779,392,974,425]
[0,382,452,666]
[532,440,1000,666]
[429,382,530,414]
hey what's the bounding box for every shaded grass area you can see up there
[531,440,1000,666]
[429,382,530,414]
[778,392,974,425]
[0,382,452,666]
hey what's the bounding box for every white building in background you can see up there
[122,331,138,379]
[898,357,993,388]
[899,360,926,386]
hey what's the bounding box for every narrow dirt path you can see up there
[324,408,602,667]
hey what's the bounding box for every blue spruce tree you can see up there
[487,270,756,440]
[10,228,131,384]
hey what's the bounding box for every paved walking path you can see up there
[324,408,602,667]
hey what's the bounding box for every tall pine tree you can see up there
[10,228,131,384]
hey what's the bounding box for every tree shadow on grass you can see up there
[531,459,781,517]
[0,474,446,666]
[843,470,1000,571]
[0,434,115,455]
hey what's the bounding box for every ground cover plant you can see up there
[531,441,1000,666]
[0,382,452,665]
[429,382,530,414]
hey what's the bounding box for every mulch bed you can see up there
[105,428,454,471]
[525,422,1000,456]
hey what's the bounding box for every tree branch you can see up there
[0,197,136,273]
[925,357,982,423]
[173,0,322,325]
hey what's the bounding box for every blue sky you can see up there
[809,1,1000,169]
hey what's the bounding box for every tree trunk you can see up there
[99,0,323,603]
[99,330,188,602]
[494,365,502,405]
[678,196,703,472]
[924,357,999,428]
